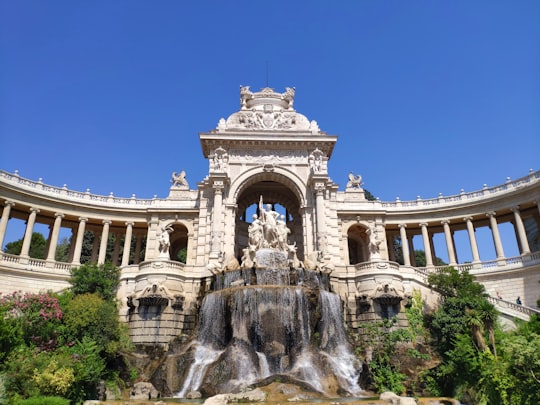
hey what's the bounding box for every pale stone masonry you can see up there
[0,86,539,345]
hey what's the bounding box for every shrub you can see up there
[14,396,70,405]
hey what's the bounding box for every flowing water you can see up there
[174,250,365,399]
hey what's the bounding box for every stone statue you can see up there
[158,225,173,257]
[346,172,363,189]
[283,87,295,109]
[309,148,325,174]
[259,197,281,248]
[213,147,228,172]
[367,224,382,259]
[240,85,252,109]
[248,214,263,249]
[171,170,189,188]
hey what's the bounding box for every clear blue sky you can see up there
[1,1,539,202]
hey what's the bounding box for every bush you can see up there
[14,396,70,405]
[69,263,120,301]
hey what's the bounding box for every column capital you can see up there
[29,207,40,214]
[441,219,451,225]
[486,211,496,218]
[54,212,65,219]
[419,222,428,228]
[3,200,16,207]
[510,205,520,213]
[78,217,88,223]
[398,223,407,229]
[463,216,473,222]
[125,221,135,227]
[102,219,112,225]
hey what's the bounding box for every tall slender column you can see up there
[111,233,121,265]
[72,217,87,265]
[210,182,224,258]
[90,230,99,263]
[511,206,530,254]
[408,234,416,266]
[464,217,481,263]
[315,184,327,251]
[122,222,134,266]
[441,220,457,266]
[419,223,433,267]
[46,213,64,262]
[20,208,39,258]
[388,234,396,262]
[486,212,505,262]
[398,224,411,266]
[98,220,111,265]
[0,201,15,250]
[134,233,142,264]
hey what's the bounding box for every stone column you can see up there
[464,216,481,263]
[122,222,134,266]
[46,213,64,263]
[442,220,457,266]
[0,201,15,250]
[72,217,87,265]
[111,233,121,265]
[90,230,99,263]
[210,181,224,258]
[398,224,411,266]
[315,183,327,251]
[134,233,142,264]
[20,208,39,259]
[419,223,433,267]
[408,234,416,266]
[486,212,505,263]
[98,220,111,265]
[511,206,531,254]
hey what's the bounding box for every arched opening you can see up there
[347,224,369,264]
[234,179,303,260]
[169,223,189,263]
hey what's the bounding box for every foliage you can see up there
[422,266,540,404]
[69,262,120,301]
[0,291,63,352]
[13,396,70,405]
[3,232,47,259]
[62,293,124,358]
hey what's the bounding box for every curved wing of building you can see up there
[1,86,539,344]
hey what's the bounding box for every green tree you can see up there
[4,232,47,259]
[69,263,120,301]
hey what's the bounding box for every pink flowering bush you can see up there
[0,291,63,351]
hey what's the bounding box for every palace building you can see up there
[1,86,539,345]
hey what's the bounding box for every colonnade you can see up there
[0,201,146,267]
[387,203,539,267]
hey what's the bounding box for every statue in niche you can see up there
[346,172,363,189]
[248,214,263,249]
[367,224,382,259]
[309,148,325,174]
[258,197,281,248]
[158,225,173,257]
[171,170,189,188]
[246,196,292,252]
[213,147,228,172]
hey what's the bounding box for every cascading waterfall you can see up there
[174,262,364,398]
[174,203,364,398]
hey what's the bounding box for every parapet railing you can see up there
[414,251,540,274]
[487,296,540,318]
[2,169,538,209]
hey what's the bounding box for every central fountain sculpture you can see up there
[160,197,365,399]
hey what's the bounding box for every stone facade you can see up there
[1,86,539,345]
